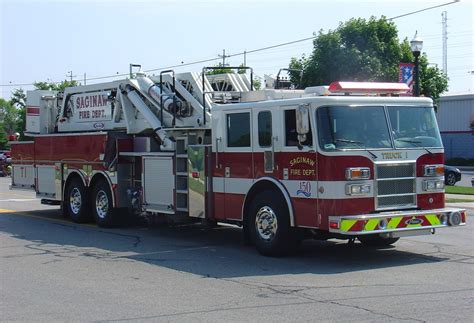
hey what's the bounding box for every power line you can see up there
[388,0,460,20]
[0,1,467,89]
[1,35,318,88]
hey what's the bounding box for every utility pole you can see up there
[218,49,230,67]
[83,73,87,85]
[66,71,76,82]
[244,50,247,67]
[442,11,448,75]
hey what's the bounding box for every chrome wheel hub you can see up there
[95,190,109,219]
[255,206,278,241]
[69,188,82,215]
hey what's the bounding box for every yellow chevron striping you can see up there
[340,219,357,232]
[425,214,440,225]
[364,219,379,231]
[387,216,402,229]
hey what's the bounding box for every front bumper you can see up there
[328,208,466,236]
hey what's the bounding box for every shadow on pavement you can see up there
[0,208,448,278]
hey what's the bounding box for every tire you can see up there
[92,179,119,227]
[358,235,399,247]
[445,172,457,186]
[248,190,296,257]
[64,177,91,223]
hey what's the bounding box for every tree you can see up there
[33,80,78,91]
[10,88,27,141]
[289,16,448,100]
[0,98,17,148]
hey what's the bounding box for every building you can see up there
[436,93,474,160]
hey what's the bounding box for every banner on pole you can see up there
[399,63,414,95]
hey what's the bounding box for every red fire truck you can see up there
[10,66,466,256]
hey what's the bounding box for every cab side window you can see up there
[285,109,312,146]
[258,111,272,147]
[227,112,250,147]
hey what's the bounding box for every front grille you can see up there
[377,164,414,179]
[376,163,416,210]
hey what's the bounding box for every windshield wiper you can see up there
[335,139,377,159]
[395,139,433,155]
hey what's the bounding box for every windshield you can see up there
[388,106,442,148]
[317,105,442,151]
[317,106,392,150]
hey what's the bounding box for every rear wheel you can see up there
[65,177,91,223]
[248,190,296,257]
[358,235,399,247]
[92,179,119,227]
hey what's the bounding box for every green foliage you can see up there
[445,186,474,195]
[33,80,78,91]
[205,63,249,75]
[10,89,28,141]
[289,16,448,100]
[0,98,17,148]
[205,64,235,75]
[253,78,262,90]
[419,56,448,102]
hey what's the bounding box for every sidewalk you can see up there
[445,194,474,210]
[445,194,474,201]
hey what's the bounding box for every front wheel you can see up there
[92,179,119,227]
[248,190,296,257]
[358,235,399,247]
[445,172,457,186]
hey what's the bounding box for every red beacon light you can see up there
[328,81,410,95]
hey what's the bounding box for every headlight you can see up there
[346,184,371,195]
[346,167,370,180]
[423,179,444,191]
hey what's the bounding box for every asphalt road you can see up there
[1,177,473,322]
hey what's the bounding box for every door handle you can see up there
[215,137,222,168]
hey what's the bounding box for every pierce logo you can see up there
[406,217,423,225]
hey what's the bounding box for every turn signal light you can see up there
[346,167,370,180]
[424,165,444,177]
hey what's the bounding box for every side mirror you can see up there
[296,104,310,143]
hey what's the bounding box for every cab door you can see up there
[221,110,253,220]
[279,105,319,228]
[252,109,277,178]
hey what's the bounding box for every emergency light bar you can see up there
[328,82,410,94]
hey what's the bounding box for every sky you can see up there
[0,0,473,99]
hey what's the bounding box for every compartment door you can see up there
[143,156,175,214]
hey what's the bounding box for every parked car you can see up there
[444,165,462,186]
[0,152,8,177]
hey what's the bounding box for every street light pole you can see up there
[410,31,423,97]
